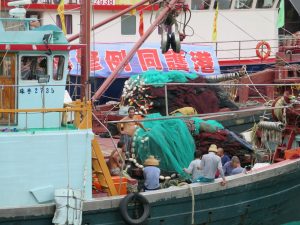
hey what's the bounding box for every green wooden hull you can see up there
[1,159,300,225]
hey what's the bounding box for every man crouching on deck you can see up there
[196,144,226,186]
[119,107,148,156]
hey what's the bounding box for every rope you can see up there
[65,127,70,224]
[91,112,126,195]
[170,182,195,224]
[188,184,195,225]
[177,183,195,225]
[244,70,268,102]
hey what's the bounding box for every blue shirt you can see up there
[143,166,160,190]
[231,167,245,175]
[223,161,234,176]
[199,152,225,180]
[221,154,231,166]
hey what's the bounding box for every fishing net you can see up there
[121,71,238,115]
[131,113,225,177]
[128,70,198,88]
[132,113,195,177]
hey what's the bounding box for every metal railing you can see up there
[31,0,79,4]
[30,0,126,5]
[188,37,300,63]
[0,83,91,129]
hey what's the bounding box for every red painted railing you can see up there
[1,0,158,11]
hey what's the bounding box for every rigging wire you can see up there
[93,0,164,36]
[200,0,297,71]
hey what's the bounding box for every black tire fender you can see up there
[119,193,150,225]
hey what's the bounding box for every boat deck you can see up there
[96,136,119,158]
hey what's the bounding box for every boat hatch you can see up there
[0,53,16,125]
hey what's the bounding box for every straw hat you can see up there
[208,144,218,153]
[144,155,159,166]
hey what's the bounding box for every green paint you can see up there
[1,165,300,225]
[277,0,285,28]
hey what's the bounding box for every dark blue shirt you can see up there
[143,166,160,190]
[221,154,231,166]
[223,161,234,176]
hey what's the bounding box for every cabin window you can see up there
[21,56,47,80]
[288,70,294,77]
[56,14,73,34]
[53,56,65,81]
[235,0,253,9]
[256,0,275,8]
[214,0,232,9]
[0,56,12,77]
[191,0,211,10]
[121,15,136,35]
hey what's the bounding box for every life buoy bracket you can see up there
[256,41,271,60]
[119,193,150,225]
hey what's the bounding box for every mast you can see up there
[68,0,151,43]
[91,0,182,101]
[80,0,91,99]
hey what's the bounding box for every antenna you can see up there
[8,0,32,18]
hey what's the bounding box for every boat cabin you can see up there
[0,15,76,129]
[0,3,93,208]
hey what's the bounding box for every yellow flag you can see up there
[212,3,219,42]
[57,0,66,35]
[116,0,137,15]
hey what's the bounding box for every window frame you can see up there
[20,55,48,81]
[56,14,73,35]
[255,0,275,9]
[121,14,136,35]
[191,0,212,10]
[234,0,254,9]
[213,0,233,10]
[0,56,12,77]
[53,55,65,81]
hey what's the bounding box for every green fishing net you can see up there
[191,117,224,134]
[132,113,195,177]
[128,70,198,88]
[132,113,224,177]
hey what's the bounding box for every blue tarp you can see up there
[69,43,220,77]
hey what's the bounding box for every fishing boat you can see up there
[1,1,300,225]
[2,0,300,101]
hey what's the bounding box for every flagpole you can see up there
[80,0,91,100]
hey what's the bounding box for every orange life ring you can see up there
[256,41,271,60]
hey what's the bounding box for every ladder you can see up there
[92,137,118,196]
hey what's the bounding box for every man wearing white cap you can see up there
[196,144,226,186]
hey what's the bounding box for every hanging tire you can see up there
[119,193,150,225]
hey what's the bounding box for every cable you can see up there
[199,0,298,71]
[93,0,164,36]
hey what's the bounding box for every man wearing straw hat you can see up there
[196,144,226,186]
[143,155,160,191]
